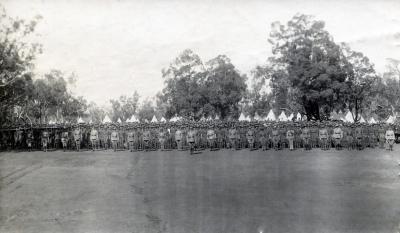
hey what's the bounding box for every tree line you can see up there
[1,6,399,125]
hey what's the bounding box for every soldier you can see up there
[90,126,99,151]
[310,124,319,148]
[73,126,82,151]
[333,124,343,150]
[187,126,196,154]
[111,126,119,152]
[378,125,386,149]
[175,127,183,150]
[158,127,166,151]
[272,125,280,150]
[143,127,151,151]
[319,124,328,150]
[258,126,267,151]
[207,127,217,151]
[369,126,377,148]
[286,125,295,151]
[355,125,363,150]
[42,128,49,152]
[228,126,238,150]
[294,124,302,149]
[346,125,355,150]
[385,126,395,151]
[26,129,34,152]
[61,129,69,152]
[302,126,311,150]
[246,126,255,151]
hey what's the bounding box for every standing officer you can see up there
[355,124,363,150]
[111,126,119,152]
[378,124,386,149]
[42,128,49,152]
[333,124,343,150]
[26,129,34,152]
[61,128,69,152]
[258,126,267,151]
[272,125,280,150]
[143,127,151,151]
[175,126,183,150]
[90,125,99,151]
[73,125,82,151]
[207,127,217,151]
[385,126,395,151]
[302,125,311,150]
[187,126,196,154]
[286,125,295,151]
[246,126,255,151]
[319,124,328,150]
[228,125,238,150]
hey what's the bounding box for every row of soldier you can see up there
[0,122,396,153]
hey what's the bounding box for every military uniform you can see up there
[272,127,280,150]
[111,129,119,152]
[286,128,295,151]
[187,129,196,154]
[385,128,395,151]
[333,126,343,150]
[302,127,311,150]
[90,128,99,151]
[355,126,363,150]
[26,130,34,151]
[207,129,217,150]
[319,127,328,150]
[73,128,81,151]
[175,129,183,150]
[61,131,69,151]
[42,130,49,152]
[246,128,255,150]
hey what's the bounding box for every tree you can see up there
[0,4,42,124]
[137,98,156,121]
[109,92,140,122]
[204,55,247,119]
[158,50,247,120]
[268,14,349,120]
[382,58,400,115]
[341,44,379,122]
[159,49,207,119]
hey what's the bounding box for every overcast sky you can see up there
[3,0,400,105]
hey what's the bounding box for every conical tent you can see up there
[386,116,394,124]
[278,111,288,121]
[245,115,251,122]
[89,119,93,124]
[151,115,158,123]
[103,115,112,123]
[288,113,294,121]
[117,118,122,123]
[359,116,366,123]
[199,116,206,121]
[330,111,341,121]
[238,113,246,121]
[160,117,166,122]
[254,112,261,121]
[369,117,376,124]
[344,111,354,123]
[215,115,220,120]
[296,112,302,121]
[77,117,85,124]
[126,117,132,123]
[266,110,276,121]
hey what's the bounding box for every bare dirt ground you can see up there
[0,147,400,233]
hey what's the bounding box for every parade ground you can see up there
[0,148,400,233]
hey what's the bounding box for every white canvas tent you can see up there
[245,115,251,122]
[117,118,122,123]
[369,117,376,124]
[160,117,166,122]
[359,116,366,123]
[238,113,246,121]
[278,111,288,121]
[199,116,206,121]
[296,112,302,121]
[254,112,261,121]
[287,113,294,121]
[102,115,112,123]
[386,115,395,124]
[344,111,354,123]
[151,115,158,123]
[77,117,85,124]
[266,110,276,121]
[215,115,220,120]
